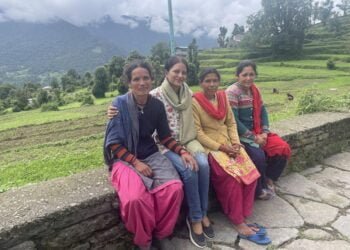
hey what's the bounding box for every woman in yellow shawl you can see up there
[192,68,271,245]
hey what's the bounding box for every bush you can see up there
[297,90,338,115]
[0,101,4,112]
[81,95,94,106]
[62,94,75,105]
[327,59,336,70]
[41,102,59,112]
[12,105,22,112]
[75,91,91,102]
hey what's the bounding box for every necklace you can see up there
[137,105,144,114]
[133,95,148,114]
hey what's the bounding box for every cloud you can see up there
[0,0,263,37]
[1,0,341,38]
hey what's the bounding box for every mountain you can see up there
[84,16,216,54]
[0,18,216,85]
[0,20,124,85]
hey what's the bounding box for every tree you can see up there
[126,50,145,63]
[319,0,334,25]
[150,56,164,87]
[23,82,40,94]
[50,77,60,89]
[107,56,125,83]
[60,69,80,92]
[228,23,245,47]
[231,23,245,37]
[336,0,350,16]
[217,26,228,48]
[312,1,320,24]
[84,72,94,87]
[37,89,49,106]
[244,11,270,49]
[150,42,170,64]
[67,69,80,81]
[0,84,16,100]
[246,0,312,57]
[60,75,75,92]
[187,63,199,86]
[13,89,29,111]
[187,39,200,86]
[188,38,200,72]
[328,13,342,34]
[92,67,109,98]
[52,89,64,106]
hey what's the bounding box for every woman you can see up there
[104,60,196,250]
[108,56,213,248]
[226,60,291,199]
[192,68,271,245]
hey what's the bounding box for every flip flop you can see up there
[237,233,271,245]
[247,223,267,235]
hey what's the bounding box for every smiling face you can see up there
[129,67,152,98]
[236,66,256,88]
[165,62,187,88]
[200,73,220,98]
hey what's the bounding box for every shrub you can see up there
[62,94,75,105]
[81,95,94,106]
[12,105,22,112]
[326,59,336,70]
[297,90,339,115]
[41,102,59,112]
[75,91,91,102]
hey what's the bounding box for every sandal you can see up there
[237,233,271,245]
[257,189,273,200]
[247,223,267,235]
[267,184,276,194]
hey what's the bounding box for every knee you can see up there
[126,192,148,207]
[169,183,184,199]
[251,152,267,168]
[194,153,210,173]
[179,167,197,182]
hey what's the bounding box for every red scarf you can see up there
[251,84,263,135]
[251,84,291,159]
[193,91,227,120]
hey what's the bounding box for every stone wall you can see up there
[271,112,350,172]
[0,112,349,250]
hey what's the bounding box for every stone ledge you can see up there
[1,112,349,249]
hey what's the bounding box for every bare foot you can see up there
[235,223,255,236]
[202,216,211,227]
[247,224,260,233]
[191,221,203,235]
[266,178,275,193]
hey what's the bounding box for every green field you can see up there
[1,18,350,192]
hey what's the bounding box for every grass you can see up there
[0,104,106,132]
[0,134,104,192]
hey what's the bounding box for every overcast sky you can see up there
[0,0,263,37]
